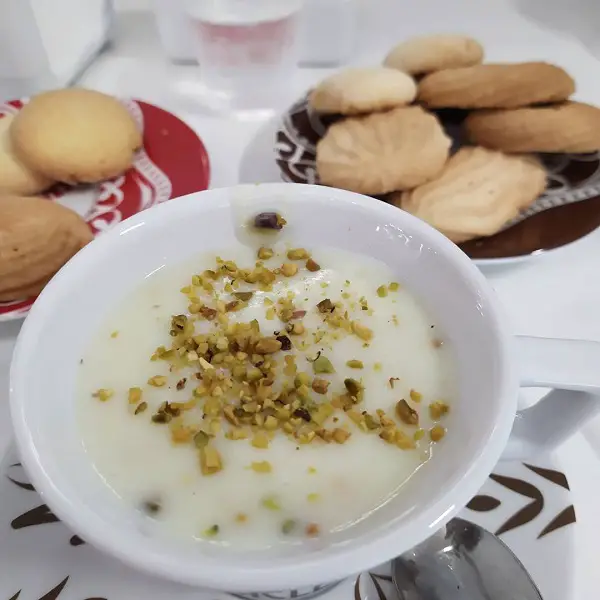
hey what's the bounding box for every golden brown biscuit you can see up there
[316,106,451,195]
[309,68,417,115]
[465,102,600,153]
[10,88,142,184]
[0,195,93,301]
[0,115,53,195]
[418,62,575,109]
[384,34,484,75]
[390,146,547,242]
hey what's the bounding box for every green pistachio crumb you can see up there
[346,359,364,369]
[92,388,114,402]
[204,524,219,537]
[282,519,296,534]
[262,496,281,511]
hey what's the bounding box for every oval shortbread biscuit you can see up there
[418,62,575,109]
[390,146,547,243]
[384,34,484,76]
[316,105,451,195]
[0,196,93,301]
[465,102,600,153]
[309,67,417,115]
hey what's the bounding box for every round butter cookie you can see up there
[0,115,53,195]
[384,34,484,76]
[316,105,451,195]
[418,62,575,109]
[0,195,93,301]
[465,102,600,153]
[309,67,417,115]
[390,146,547,243]
[10,88,142,184]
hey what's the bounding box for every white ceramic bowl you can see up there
[10,184,516,592]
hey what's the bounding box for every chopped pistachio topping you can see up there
[255,337,282,354]
[253,212,286,231]
[262,495,281,511]
[252,432,270,449]
[376,285,388,298]
[332,428,351,444]
[134,401,148,415]
[128,387,142,405]
[409,389,422,403]
[203,524,219,537]
[96,246,450,475]
[194,430,210,449]
[250,461,272,473]
[396,399,419,426]
[257,247,274,260]
[317,299,335,313]
[346,359,364,369]
[141,499,161,515]
[148,375,167,387]
[312,378,330,395]
[351,321,373,342]
[306,258,320,272]
[287,248,309,260]
[429,401,449,420]
[281,519,296,534]
[430,425,446,442]
[92,388,114,402]
[200,445,223,475]
[396,430,416,449]
[312,354,335,374]
[233,291,254,302]
[281,263,299,277]
[344,378,363,401]
[389,282,400,291]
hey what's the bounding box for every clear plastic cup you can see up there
[185,0,303,118]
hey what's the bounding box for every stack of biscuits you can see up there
[0,88,142,301]
[311,34,600,244]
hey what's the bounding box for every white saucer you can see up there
[0,446,575,600]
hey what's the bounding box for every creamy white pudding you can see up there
[77,240,454,550]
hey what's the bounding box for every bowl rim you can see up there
[9,183,517,591]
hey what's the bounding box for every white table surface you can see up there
[3,0,600,596]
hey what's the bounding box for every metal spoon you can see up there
[392,518,543,600]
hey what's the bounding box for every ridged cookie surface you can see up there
[309,68,417,115]
[11,88,142,184]
[0,115,53,195]
[418,62,575,109]
[384,34,484,75]
[316,106,451,195]
[465,102,600,153]
[391,146,547,242]
[0,196,93,301]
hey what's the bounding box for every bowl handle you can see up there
[502,335,600,460]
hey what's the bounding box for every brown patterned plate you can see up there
[0,446,575,600]
[275,96,600,262]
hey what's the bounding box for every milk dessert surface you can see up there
[78,234,454,550]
